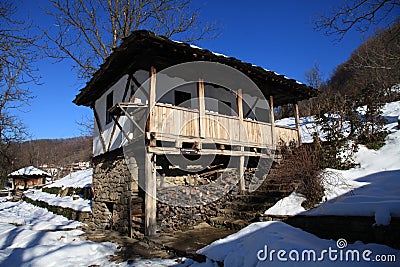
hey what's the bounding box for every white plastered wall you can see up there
[93,70,150,156]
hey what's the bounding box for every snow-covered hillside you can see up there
[266,101,400,226]
[46,168,93,188]
[191,101,400,267]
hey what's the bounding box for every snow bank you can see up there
[196,221,400,267]
[265,192,306,215]
[0,200,117,267]
[46,168,93,188]
[25,189,91,212]
[0,201,81,231]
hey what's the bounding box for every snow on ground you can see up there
[0,201,118,267]
[266,101,400,225]
[263,192,306,216]
[194,221,400,267]
[24,189,91,212]
[22,168,94,213]
[0,201,81,230]
[1,102,397,267]
[46,168,93,188]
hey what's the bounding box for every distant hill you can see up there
[13,136,92,169]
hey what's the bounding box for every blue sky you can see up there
[15,0,382,139]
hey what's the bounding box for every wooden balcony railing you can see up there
[151,103,299,148]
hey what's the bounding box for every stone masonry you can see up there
[92,150,141,235]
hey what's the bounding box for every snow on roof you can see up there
[8,166,51,177]
[46,168,93,188]
[182,40,305,85]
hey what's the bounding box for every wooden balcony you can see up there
[149,103,299,155]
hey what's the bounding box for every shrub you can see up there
[279,145,324,209]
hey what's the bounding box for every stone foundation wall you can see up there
[24,196,92,224]
[157,194,234,232]
[92,150,140,235]
[157,170,240,232]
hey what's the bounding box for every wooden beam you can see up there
[294,102,301,145]
[93,107,107,152]
[148,66,157,133]
[107,115,120,151]
[144,152,157,236]
[269,96,276,147]
[108,75,135,150]
[198,79,205,138]
[110,114,131,141]
[148,146,272,158]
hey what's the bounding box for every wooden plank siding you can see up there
[151,103,299,149]
[275,125,300,146]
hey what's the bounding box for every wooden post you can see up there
[198,79,205,139]
[144,66,157,237]
[237,88,245,192]
[148,66,157,133]
[237,89,243,121]
[294,102,302,145]
[269,96,275,147]
[144,152,157,236]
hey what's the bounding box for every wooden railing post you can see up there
[198,79,205,139]
[269,96,275,147]
[294,102,302,145]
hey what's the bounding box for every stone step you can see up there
[234,192,291,202]
[227,201,274,212]
[209,216,250,230]
[215,208,259,221]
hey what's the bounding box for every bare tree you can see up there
[76,115,95,136]
[0,0,38,184]
[314,0,400,41]
[43,0,219,79]
[349,20,400,98]
[305,61,325,90]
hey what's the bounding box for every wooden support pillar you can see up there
[198,79,205,139]
[144,66,157,237]
[294,102,302,145]
[148,66,157,133]
[238,152,245,192]
[237,88,245,192]
[144,152,157,236]
[269,96,275,147]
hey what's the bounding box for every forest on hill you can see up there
[10,136,92,170]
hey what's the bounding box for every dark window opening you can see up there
[106,91,114,125]
[219,100,232,116]
[255,107,270,123]
[175,90,191,108]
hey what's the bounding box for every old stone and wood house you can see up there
[8,166,51,190]
[73,30,318,237]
